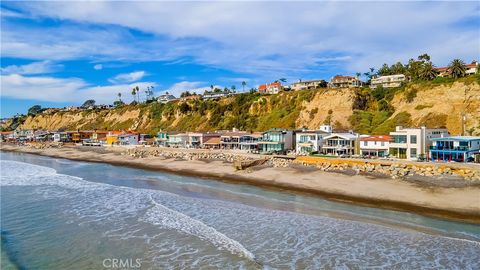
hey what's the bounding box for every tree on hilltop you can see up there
[448,59,466,79]
[27,105,42,116]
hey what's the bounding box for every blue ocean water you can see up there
[1,151,479,269]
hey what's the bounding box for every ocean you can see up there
[1,151,479,269]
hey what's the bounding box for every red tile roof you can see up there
[258,82,281,90]
[360,135,391,142]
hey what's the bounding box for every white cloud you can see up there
[0,74,156,104]
[108,71,146,84]
[2,1,479,77]
[165,81,222,97]
[1,61,63,75]
[93,64,103,70]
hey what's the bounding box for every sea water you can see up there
[1,151,479,269]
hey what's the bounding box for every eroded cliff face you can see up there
[12,79,480,135]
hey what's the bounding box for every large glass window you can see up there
[393,135,407,143]
[410,148,417,158]
[410,135,417,144]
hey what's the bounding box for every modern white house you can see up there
[167,133,189,148]
[295,129,330,155]
[321,131,359,156]
[429,136,480,162]
[360,135,391,157]
[258,128,295,154]
[370,74,406,89]
[290,79,327,91]
[157,94,177,103]
[389,126,449,160]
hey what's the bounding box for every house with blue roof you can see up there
[429,136,480,162]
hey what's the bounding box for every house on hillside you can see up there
[321,131,359,156]
[290,79,327,91]
[429,136,480,162]
[436,61,479,77]
[258,128,295,154]
[360,135,391,157]
[370,74,406,89]
[389,126,449,160]
[295,129,331,155]
[258,82,283,94]
[157,94,177,104]
[328,75,363,88]
[202,89,233,100]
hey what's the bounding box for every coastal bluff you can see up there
[5,77,480,136]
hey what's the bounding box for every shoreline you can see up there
[1,144,480,224]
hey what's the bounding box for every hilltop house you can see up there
[321,132,359,156]
[258,128,295,154]
[290,79,327,91]
[202,89,233,100]
[389,126,449,160]
[360,135,391,157]
[295,129,331,155]
[436,61,479,77]
[157,94,177,104]
[258,82,283,94]
[370,74,406,89]
[328,75,363,88]
[429,136,480,162]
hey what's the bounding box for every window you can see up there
[364,141,368,146]
[381,142,385,146]
[410,148,417,158]
[410,135,417,144]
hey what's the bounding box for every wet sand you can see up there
[1,144,480,224]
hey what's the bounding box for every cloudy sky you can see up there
[1,1,479,117]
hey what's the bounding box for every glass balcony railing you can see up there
[429,146,469,151]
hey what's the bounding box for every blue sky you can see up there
[1,1,479,117]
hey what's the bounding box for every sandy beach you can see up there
[1,144,480,224]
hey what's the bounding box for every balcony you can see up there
[430,146,469,151]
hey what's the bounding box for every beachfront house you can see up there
[188,132,221,148]
[155,131,169,146]
[239,132,263,151]
[360,135,391,157]
[328,75,363,88]
[203,137,221,149]
[321,132,359,156]
[429,136,480,162]
[290,79,327,91]
[258,128,295,154]
[167,133,189,148]
[295,129,330,155]
[220,130,248,150]
[118,132,139,146]
[370,74,406,89]
[389,126,449,160]
[258,82,283,94]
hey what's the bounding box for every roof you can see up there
[291,79,325,85]
[258,82,282,90]
[221,131,248,137]
[296,129,330,135]
[324,133,358,140]
[431,136,480,142]
[203,137,221,144]
[360,135,391,142]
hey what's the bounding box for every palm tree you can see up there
[355,72,361,78]
[420,62,438,80]
[135,86,140,102]
[241,81,246,92]
[131,87,137,102]
[278,78,287,83]
[448,59,466,79]
[117,92,122,101]
[231,85,236,93]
